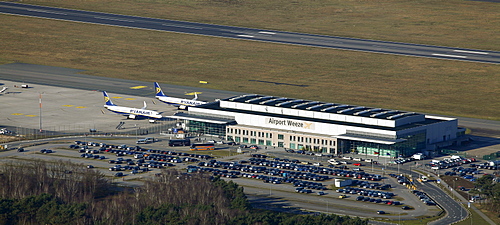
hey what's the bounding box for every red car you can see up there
[353,163,363,166]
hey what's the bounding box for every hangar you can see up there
[169,94,464,157]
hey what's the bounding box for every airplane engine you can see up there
[128,114,136,119]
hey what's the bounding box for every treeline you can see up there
[0,160,367,225]
[471,174,500,217]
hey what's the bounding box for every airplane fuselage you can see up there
[104,105,162,119]
[156,96,207,106]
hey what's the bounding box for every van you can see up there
[136,139,148,144]
[145,137,158,143]
[168,139,190,147]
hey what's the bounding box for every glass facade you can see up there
[186,120,227,137]
[341,130,426,157]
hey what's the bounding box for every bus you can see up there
[190,143,215,151]
[168,139,191,147]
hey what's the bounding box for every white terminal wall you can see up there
[192,102,458,144]
[219,101,425,128]
[190,105,397,137]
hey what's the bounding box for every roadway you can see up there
[1,1,500,64]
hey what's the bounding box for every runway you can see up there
[1,1,499,64]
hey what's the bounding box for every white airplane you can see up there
[0,87,8,94]
[154,82,208,109]
[102,91,162,120]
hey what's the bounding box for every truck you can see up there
[488,160,500,167]
[411,153,426,160]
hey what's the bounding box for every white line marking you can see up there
[258,31,276,35]
[162,24,202,29]
[237,35,255,38]
[94,17,134,23]
[453,50,489,55]
[432,54,467,59]
[28,9,66,15]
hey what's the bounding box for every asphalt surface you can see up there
[402,167,469,225]
[2,63,500,134]
[0,137,436,222]
[0,66,496,223]
[1,2,500,64]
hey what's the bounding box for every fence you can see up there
[0,120,177,144]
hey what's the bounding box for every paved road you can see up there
[1,1,499,64]
[397,166,469,224]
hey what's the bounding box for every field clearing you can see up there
[1,0,499,120]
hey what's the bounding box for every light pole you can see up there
[453,178,457,200]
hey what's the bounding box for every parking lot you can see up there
[0,135,440,219]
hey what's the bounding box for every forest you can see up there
[470,174,500,218]
[0,160,367,225]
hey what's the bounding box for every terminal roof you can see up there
[223,94,422,121]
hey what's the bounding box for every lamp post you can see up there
[453,178,457,200]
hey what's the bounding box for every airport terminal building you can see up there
[169,94,464,157]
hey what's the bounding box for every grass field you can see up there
[1,0,499,120]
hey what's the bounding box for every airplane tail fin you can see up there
[103,91,117,106]
[154,82,167,97]
[142,101,147,109]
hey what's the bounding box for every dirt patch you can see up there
[0,135,22,144]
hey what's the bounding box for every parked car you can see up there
[114,172,124,177]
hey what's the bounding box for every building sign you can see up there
[266,118,314,130]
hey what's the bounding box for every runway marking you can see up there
[27,9,67,15]
[124,98,136,100]
[432,54,467,58]
[162,24,202,29]
[11,113,23,115]
[111,96,122,99]
[25,115,37,117]
[130,86,147,89]
[237,35,255,38]
[75,106,87,108]
[453,50,489,55]
[258,31,276,35]
[94,16,135,23]
[62,105,74,107]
